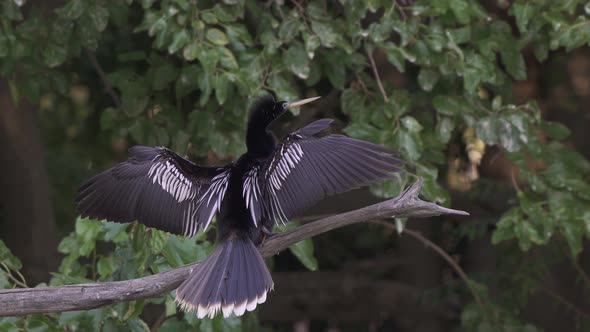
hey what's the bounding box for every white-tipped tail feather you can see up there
[175,235,274,318]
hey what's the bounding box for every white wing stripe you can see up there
[148,160,195,202]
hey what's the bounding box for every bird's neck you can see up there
[246,122,275,157]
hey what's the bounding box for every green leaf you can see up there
[75,218,101,256]
[400,116,423,133]
[215,73,228,105]
[218,46,238,70]
[89,4,109,32]
[396,130,423,161]
[289,240,318,271]
[450,0,470,24]
[435,116,455,144]
[225,24,253,47]
[168,29,189,54]
[501,46,526,80]
[276,222,318,271]
[383,43,406,72]
[341,88,365,116]
[0,240,22,271]
[182,41,199,61]
[206,28,229,46]
[304,33,320,59]
[512,2,535,33]
[57,0,87,20]
[311,20,337,47]
[122,96,149,117]
[152,64,179,91]
[100,222,129,243]
[433,95,472,116]
[540,121,570,140]
[43,44,67,68]
[417,68,439,91]
[475,116,500,145]
[284,43,310,79]
[1,1,22,21]
[162,236,207,267]
[149,230,169,252]
[279,18,301,43]
[99,107,118,130]
[322,52,346,88]
[97,256,116,277]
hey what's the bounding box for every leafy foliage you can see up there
[2,0,590,330]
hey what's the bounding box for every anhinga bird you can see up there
[75,95,403,318]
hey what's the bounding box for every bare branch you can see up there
[370,221,487,313]
[366,47,389,103]
[85,49,122,108]
[0,179,468,317]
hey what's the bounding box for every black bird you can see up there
[75,95,403,318]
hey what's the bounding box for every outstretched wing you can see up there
[75,146,230,237]
[243,119,403,226]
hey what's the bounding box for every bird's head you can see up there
[249,95,321,129]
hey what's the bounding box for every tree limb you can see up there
[0,178,468,317]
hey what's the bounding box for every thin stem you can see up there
[366,48,389,103]
[85,48,122,108]
[542,287,590,322]
[370,220,487,312]
[573,259,590,292]
[0,262,27,288]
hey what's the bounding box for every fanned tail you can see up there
[175,235,274,318]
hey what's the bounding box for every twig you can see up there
[150,309,168,332]
[366,48,389,103]
[0,179,468,317]
[542,287,590,322]
[573,259,590,291]
[0,262,28,288]
[85,48,122,108]
[370,220,487,313]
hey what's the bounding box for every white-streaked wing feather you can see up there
[243,119,403,227]
[76,146,231,237]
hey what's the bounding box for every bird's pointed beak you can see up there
[288,96,321,109]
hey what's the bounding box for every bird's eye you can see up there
[281,102,289,109]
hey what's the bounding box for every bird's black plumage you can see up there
[75,94,403,318]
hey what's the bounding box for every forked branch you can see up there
[0,179,468,317]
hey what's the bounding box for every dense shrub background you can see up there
[1,0,590,331]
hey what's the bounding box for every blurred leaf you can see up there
[540,121,570,140]
[97,256,116,277]
[206,28,229,46]
[279,18,301,43]
[311,20,337,47]
[284,43,310,79]
[501,46,526,80]
[512,2,535,33]
[57,0,86,20]
[0,240,22,271]
[89,4,109,32]
[276,222,318,271]
[289,238,318,271]
[435,116,454,144]
[168,29,189,54]
[218,46,238,70]
[400,116,423,133]
[43,44,67,68]
[75,218,100,256]
[418,68,439,91]
[215,73,229,105]
[433,95,472,116]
